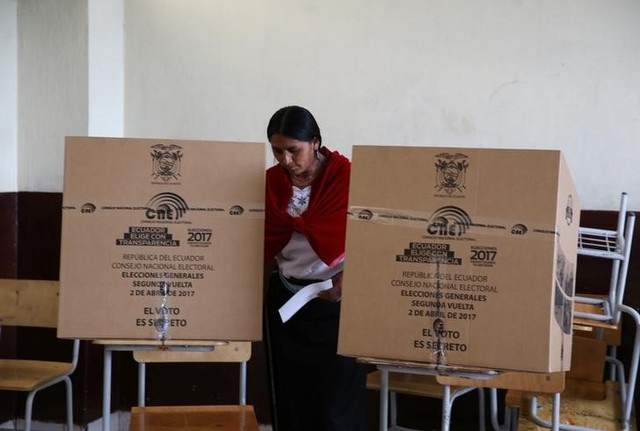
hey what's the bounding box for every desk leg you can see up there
[138,362,146,407]
[379,369,388,431]
[103,347,112,431]
[441,385,452,431]
[551,393,560,431]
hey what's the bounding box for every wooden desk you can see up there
[94,339,226,431]
[129,405,259,431]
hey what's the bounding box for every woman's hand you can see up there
[318,272,343,302]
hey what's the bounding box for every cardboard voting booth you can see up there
[58,137,265,341]
[338,146,580,372]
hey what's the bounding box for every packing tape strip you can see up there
[348,205,560,239]
[154,281,171,343]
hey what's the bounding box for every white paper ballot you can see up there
[278,279,334,323]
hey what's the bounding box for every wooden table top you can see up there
[129,405,259,431]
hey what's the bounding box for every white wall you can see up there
[88,0,124,137]
[17,0,88,192]
[123,0,640,210]
[10,0,640,210]
[0,0,17,192]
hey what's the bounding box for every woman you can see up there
[264,105,367,431]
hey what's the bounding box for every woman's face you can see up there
[270,134,319,176]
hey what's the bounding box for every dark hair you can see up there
[267,105,322,146]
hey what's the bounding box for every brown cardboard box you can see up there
[338,146,579,372]
[58,137,265,341]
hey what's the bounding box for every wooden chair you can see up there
[133,341,251,406]
[512,192,637,431]
[491,335,605,430]
[574,192,635,326]
[129,404,259,431]
[130,342,257,431]
[521,307,640,431]
[514,192,638,430]
[448,331,636,431]
[0,279,80,431]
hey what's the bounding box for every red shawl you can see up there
[264,147,351,266]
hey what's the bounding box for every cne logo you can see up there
[426,206,472,237]
[435,153,469,195]
[229,205,244,215]
[145,192,188,221]
[358,209,373,220]
[81,203,96,214]
[151,144,182,182]
[511,224,528,235]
